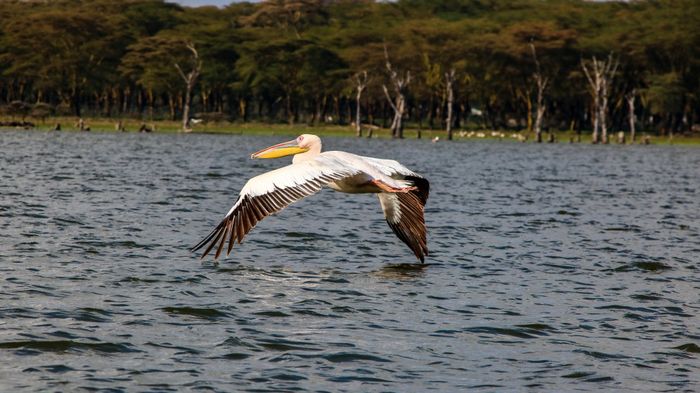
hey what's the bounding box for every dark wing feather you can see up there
[405,175,430,204]
[191,173,344,260]
[377,176,429,262]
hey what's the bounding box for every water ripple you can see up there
[1,131,699,392]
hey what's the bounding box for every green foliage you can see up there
[645,72,685,115]
[120,35,191,93]
[0,0,697,133]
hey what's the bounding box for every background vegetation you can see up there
[0,0,698,140]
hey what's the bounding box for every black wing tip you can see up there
[417,247,428,263]
[405,175,429,204]
[190,216,230,259]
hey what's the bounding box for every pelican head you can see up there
[251,134,321,159]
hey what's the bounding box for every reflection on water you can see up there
[1,130,699,392]
[373,263,431,280]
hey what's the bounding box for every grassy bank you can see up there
[5,116,700,145]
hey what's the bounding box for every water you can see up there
[1,130,699,392]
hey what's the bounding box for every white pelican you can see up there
[191,134,430,262]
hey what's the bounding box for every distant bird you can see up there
[190,118,203,124]
[432,136,440,143]
[192,134,429,262]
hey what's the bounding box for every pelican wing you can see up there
[366,157,430,262]
[364,156,430,262]
[377,190,429,263]
[363,156,430,204]
[192,157,359,259]
[361,156,419,178]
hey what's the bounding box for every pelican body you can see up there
[192,134,429,262]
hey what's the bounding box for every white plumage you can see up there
[192,134,430,262]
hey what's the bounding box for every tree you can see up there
[241,0,330,38]
[625,89,636,143]
[382,44,411,138]
[644,72,685,136]
[354,71,368,137]
[8,101,30,121]
[530,42,549,143]
[0,0,696,139]
[31,102,53,124]
[175,42,202,132]
[581,53,619,143]
[0,9,125,116]
[444,69,457,140]
[120,35,195,120]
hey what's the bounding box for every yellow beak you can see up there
[250,139,309,159]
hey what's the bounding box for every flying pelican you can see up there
[191,134,430,262]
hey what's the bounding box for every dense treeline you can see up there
[0,0,698,139]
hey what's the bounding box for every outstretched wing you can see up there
[364,156,430,262]
[377,188,429,262]
[192,157,359,260]
[376,176,429,262]
[362,156,429,204]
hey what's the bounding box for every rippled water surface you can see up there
[1,130,699,392]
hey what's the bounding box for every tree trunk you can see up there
[285,93,293,125]
[534,79,546,143]
[534,101,545,143]
[239,98,247,122]
[591,103,599,143]
[71,85,81,117]
[428,95,435,129]
[346,97,352,126]
[626,90,636,143]
[168,93,176,121]
[354,71,367,137]
[530,42,549,144]
[320,95,329,123]
[147,88,154,120]
[333,96,341,125]
[581,53,618,144]
[182,85,192,131]
[201,89,209,112]
[312,96,321,125]
[383,44,410,139]
[417,103,424,130]
[122,87,129,114]
[396,95,405,138]
[175,42,202,132]
[445,69,456,140]
[600,80,609,144]
[526,94,533,133]
[355,94,361,136]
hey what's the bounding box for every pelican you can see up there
[191,134,430,262]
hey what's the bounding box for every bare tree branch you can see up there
[174,41,202,132]
[444,68,456,140]
[354,70,368,137]
[530,41,549,142]
[382,43,410,138]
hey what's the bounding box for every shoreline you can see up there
[2,117,699,145]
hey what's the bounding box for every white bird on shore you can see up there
[191,134,430,262]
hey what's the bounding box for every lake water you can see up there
[1,130,699,392]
